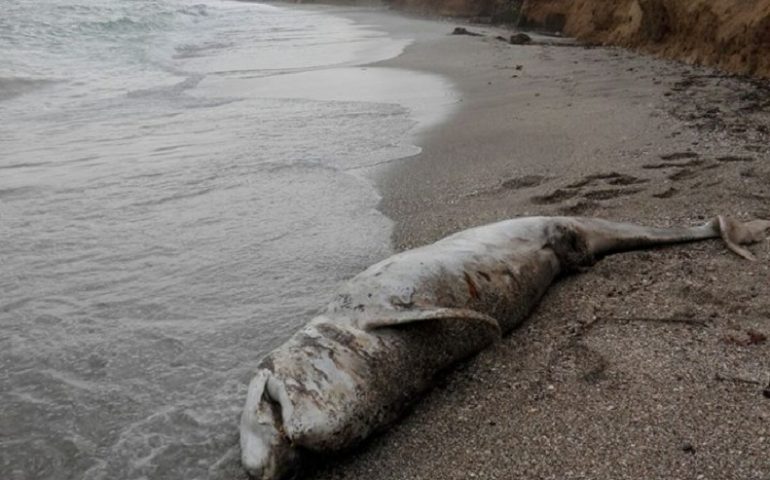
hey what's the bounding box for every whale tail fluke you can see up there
[572,216,770,261]
[716,217,770,261]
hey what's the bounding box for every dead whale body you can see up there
[241,215,769,479]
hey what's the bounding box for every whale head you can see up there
[240,371,300,480]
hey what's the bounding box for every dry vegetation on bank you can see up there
[385,0,770,78]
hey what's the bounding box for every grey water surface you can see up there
[0,1,452,478]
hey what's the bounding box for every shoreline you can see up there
[308,9,770,480]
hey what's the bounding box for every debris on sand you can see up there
[452,26,483,37]
[509,33,531,45]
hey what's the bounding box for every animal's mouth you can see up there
[240,371,300,480]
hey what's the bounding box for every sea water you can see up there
[0,1,453,478]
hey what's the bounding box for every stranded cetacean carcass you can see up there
[240,215,770,479]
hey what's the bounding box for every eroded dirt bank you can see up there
[385,0,770,78]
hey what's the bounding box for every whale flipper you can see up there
[361,307,501,336]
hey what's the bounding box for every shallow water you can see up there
[0,1,454,478]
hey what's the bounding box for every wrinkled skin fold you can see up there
[240,215,770,479]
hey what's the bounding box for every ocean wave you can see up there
[176,3,209,17]
[126,75,203,99]
[0,160,51,170]
[259,158,342,174]
[72,2,207,37]
[0,186,42,200]
[173,41,234,59]
[76,14,171,35]
[0,76,56,101]
[131,187,216,208]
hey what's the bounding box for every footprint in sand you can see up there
[667,168,700,181]
[716,155,755,163]
[642,159,706,169]
[605,175,649,186]
[565,172,648,189]
[500,175,547,190]
[745,145,765,153]
[641,151,704,169]
[652,187,679,199]
[531,188,579,205]
[467,174,548,199]
[583,188,645,200]
[641,152,717,184]
[558,200,600,215]
[659,152,699,161]
[532,171,648,206]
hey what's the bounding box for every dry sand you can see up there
[296,11,770,480]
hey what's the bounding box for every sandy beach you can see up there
[303,8,770,480]
[4,3,767,479]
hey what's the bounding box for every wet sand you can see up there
[307,11,770,480]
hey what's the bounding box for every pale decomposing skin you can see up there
[240,215,770,479]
